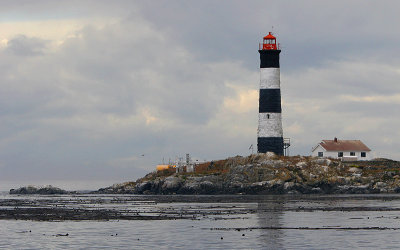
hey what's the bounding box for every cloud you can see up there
[282,59,400,158]
[223,84,258,114]
[5,35,48,56]
[340,94,400,104]
[0,13,258,186]
[1,1,400,190]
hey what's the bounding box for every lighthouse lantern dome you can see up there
[261,32,278,50]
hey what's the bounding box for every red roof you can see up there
[264,32,276,40]
[319,139,371,152]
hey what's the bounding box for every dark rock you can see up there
[10,185,68,195]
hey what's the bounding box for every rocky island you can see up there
[9,185,70,195]
[95,154,400,195]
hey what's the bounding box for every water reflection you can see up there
[257,197,285,249]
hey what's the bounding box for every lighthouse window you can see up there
[267,114,270,119]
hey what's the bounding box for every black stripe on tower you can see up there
[259,50,281,68]
[259,89,281,113]
[258,137,284,155]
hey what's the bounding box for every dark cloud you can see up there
[134,1,400,70]
[6,35,48,56]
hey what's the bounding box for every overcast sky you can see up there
[1,0,399,190]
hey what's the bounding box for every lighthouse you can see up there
[257,32,284,155]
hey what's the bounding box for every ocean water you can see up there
[1,193,400,249]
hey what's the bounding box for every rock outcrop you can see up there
[9,185,69,195]
[97,154,400,195]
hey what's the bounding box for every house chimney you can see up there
[334,137,338,142]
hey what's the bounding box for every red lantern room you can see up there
[260,32,279,50]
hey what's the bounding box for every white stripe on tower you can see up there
[258,112,283,137]
[260,68,280,89]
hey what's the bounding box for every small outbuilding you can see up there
[311,137,372,161]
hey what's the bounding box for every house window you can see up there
[318,152,323,157]
[361,152,366,157]
[350,152,355,156]
[338,152,343,157]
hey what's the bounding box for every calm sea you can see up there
[1,193,400,249]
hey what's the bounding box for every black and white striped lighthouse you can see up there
[257,32,284,155]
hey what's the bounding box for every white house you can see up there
[311,138,372,161]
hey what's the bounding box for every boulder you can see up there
[283,182,295,190]
[296,161,307,168]
[162,176,182,190]
[348,167,362,173]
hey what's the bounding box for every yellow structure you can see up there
[156,165,176,171]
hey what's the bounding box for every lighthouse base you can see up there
[257,137,284,155]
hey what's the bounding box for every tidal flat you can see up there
[1,193,400,249]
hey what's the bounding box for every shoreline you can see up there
[8,155,400,196]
